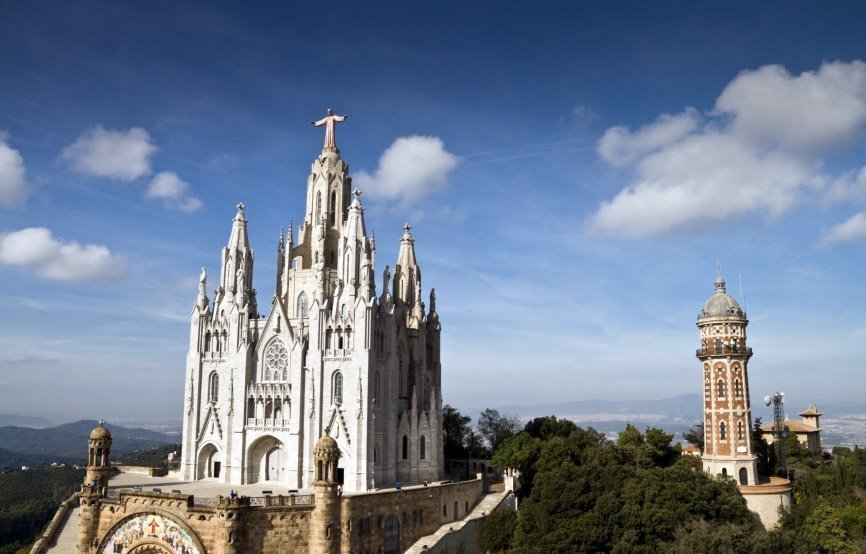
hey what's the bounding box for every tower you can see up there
[78,421,112,553]
[310,435,341,554]
[696,274,758,486]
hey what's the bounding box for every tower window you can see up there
[420,436,426,460]
[209,372,219,403]
[716,379,726,398]
[402,435,408,460]
[734,379,742,397]
[330,191,337,226]
[333,372,343,405]
[316,192,322,225]
[737,421,744,441]
[297,291,309,319]
[719,421,727,440]
[714,339,722,354]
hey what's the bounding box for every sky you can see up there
[1,2,865,423]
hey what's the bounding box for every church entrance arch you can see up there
[98,511,204,554]
[247,435,289,484]
[196,443,220,479]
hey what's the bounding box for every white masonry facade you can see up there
[180,120,444,492]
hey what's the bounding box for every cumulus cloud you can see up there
[716,61,866,153]
[597,108,701,167]
[355,136,459,203]
[0,227,126,281]
[0,132,31,208]
[591,60,866,238]
[60,125,157,181]
[145,171,202,212]
[822,212,866,246]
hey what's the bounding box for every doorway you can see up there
[266,447,284,481]
[213,461,221,479]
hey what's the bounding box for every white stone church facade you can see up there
[180,115,443,492]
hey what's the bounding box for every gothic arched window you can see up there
[329,191,337,226]
[333,372,343,405]
[402,435,408,459]
[297,291,309,319]
[420,436,426,460]
[316,192,322,225]
[717,379,726,398]
[719,421,727,440]
[734,379,742,397]
[209,372,219,403]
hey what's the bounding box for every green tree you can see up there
[682,422,704,452]
[477,408,521,456]
[800,498,856,553]
[442,404,472,458]
[523,416,578,441]
[480,508,517,553]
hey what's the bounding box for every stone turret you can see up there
[78,421,112,553]
[310,435,341,554]
[86,420,112,489]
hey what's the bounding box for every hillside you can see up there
[0,420,173,463]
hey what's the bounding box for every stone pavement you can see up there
[43,506,79,553]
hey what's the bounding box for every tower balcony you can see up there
[696,346,753,358]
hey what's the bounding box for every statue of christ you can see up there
[311,108,347,150]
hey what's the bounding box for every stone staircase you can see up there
[405,489,512,553]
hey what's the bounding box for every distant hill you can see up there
[0,420,174,463]
[0,413,55,428]
[0,446,60,470]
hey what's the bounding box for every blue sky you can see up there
[1,2,865,422]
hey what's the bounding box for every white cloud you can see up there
[145,171,202,212]
[591,60,866,238]
[60,125,157,181]
[355,135,459,203]
[0,227,126,281]
[716,60,866,153]
[597,108,701,167]
[822,212,866,246]
[0,132,31,208]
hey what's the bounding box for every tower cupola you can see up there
[86,420,112,489]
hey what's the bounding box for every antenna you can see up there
[739,273,747,315]
[766,391,789,480]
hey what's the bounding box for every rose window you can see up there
[265,340,288,379]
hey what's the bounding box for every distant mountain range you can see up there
[487,393,703,438]
[0,420,174,468]
[0,413,56,428]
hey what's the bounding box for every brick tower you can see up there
[696,274,758,486]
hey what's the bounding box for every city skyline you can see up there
[1,2,865,421]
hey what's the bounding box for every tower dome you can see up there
[89,420,111,440]
[699,275,744,319]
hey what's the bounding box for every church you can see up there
[180,109,444,492]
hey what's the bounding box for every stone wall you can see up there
[339,478,484,553]
[83,479,482,553]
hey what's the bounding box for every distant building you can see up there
[761,405,823,458]
[695,273,791,529]
[681,443,701,457]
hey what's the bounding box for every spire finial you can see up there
[279,226,285,247]
[237,202,245,212]
[353,187,362,198]
[403,222,412,233]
